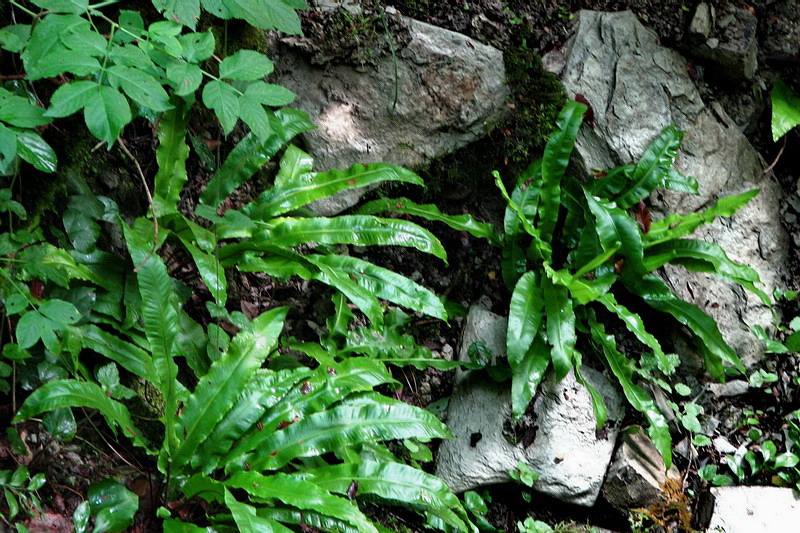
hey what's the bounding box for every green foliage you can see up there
[0,466,45,523]
[73,479,139,533]
[771,77,800,142]
[371,101,760,469]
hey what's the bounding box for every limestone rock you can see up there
[706,486,800,532]
[558,10,789,368]
[273,13,508,215]
[435,307,625,506]
[602,427,681,510]
[687,2,758,81]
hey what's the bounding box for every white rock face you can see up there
[274,13,508,215]
[707,486,800,532]
[435,307,625,507]
[552,10,788,368]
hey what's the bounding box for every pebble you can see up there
[441,343,454,360]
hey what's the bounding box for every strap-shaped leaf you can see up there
[507,271,544,368]
[590,164,635,198]
[615,126,683,208]
[302,461,474,532]
[14,379,149,450]
[153,100,190,216]
[180,239,227,306]
[624,274,745,376]
[494,171,550,261]
[225,491,284,533]
[645,189,759,246]
[643,239,768,304]
[307,254,447,320]
[244,401,451,472]
[539,100,586,242]
[585,192,645,274]
[199,110,315,208]
[172,307,287,472]
[511,334,550,420]
[597,293,671,374]
[573,363,608,429]
[543,274,575,380]
[248,163,423,220]
[357,197,500,246]
[566,273,616,306]
[660,167,698,195]
[253,216,447,261]
[79,324,156,382]
[274,144,314,189]
[194,367,311,472]
[258,507,359,533]
[227,472,377,533]
[588,312,672,468]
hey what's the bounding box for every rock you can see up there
[456,306,507,369]
[706,486,800,532]
[686,2,758,81]
[274,13,508,215]
[602,427,681,510]
[435,307,625,506]
[558,11,789,369]
[707,379,750,398]
[762,0,800,57]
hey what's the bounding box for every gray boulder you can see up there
[435,307,625,507]
[706,486,800,532]
[552,10,788,368]
[686,2,758,81]
[273,12,508,215]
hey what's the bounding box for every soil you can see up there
[4,1,800,532]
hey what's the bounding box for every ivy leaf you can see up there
[219,50,274,80]
[244,81,296,106]
[15,130,57,173]
[166,60,203,96]
[30,0,89,14]
[106,65,173,112]
[0,24,31,53]
[152,0,201,29]
[202,80,240,134]
[772,78,800,142]
[83,85,131,145]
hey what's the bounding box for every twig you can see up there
[763,135,787,175]
[118,138,159,271]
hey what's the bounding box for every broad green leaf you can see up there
[247,216,447,261]
[163,518,212,533]
[219,50,274,80]
[225,491,278,532]
[307,255,447,320]
[574,364,608,429]
[46,80,99,118]
[39,299,81,324]
[202,80,240,134]
[63,208,100,253]
[15,130,57,173]
[357,197,500,246]
[22,15,100,79]
[83,85,131,145]
[249,163,424,220]
[625,274,744,375]
[274,144,314,188]
[506,271,544,368]
[80,325,157,381]
[511,334,550,420]
[646,190,759,245]
[566,273,616,306]
[178,31,215,61]
[615,126,683,208]
[199,109,315,207]
[0,124,16,174]
[585,192,644,273]
[493,171,550,261]
[30,0,88,14]
[238,94,272,139]
[60,20,106,56]
[152,0,201,29]
[244,82,296,106]
[588,313,671,468]
[116,11,145,43]
[590,164,634,198]
[16,311,45,349]
[302,461,472,532]
[660,167,698,195]
[13,380,148,448]
[0,89,50,128]
[106,66,173,112]
[172,308,287,472]
[771,78,800,141]
[220,0,304,34]
[643,239,768,304]
[543,275,575,380]
[0,24,31,53]
[181,240,227,306]
[539,100,586,242]
[227,472,377,533]
[153,100,190,215]
[88,479,138,533]
[597,293,671,374]
[242,401,451,472]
